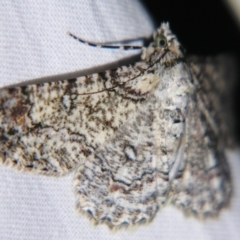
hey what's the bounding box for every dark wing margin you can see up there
[187,55,238,147]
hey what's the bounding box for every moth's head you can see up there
[151,23,185,66]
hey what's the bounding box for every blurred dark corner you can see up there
[141,0,240,142]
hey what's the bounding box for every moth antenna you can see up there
[67,31,143,51]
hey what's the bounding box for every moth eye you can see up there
[155,35,167,48]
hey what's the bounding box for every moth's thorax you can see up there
[153,62,193,108]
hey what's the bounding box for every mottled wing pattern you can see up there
[73,22,192,227]
[73,55,234,226]
[0,23,234,229]
[0,61,158,176]
[74,94,186,226]
[188,55,237,146]
[170,56,233,217]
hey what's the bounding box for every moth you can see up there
[0,23,235,228]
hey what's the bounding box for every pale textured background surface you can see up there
[0,0,152,87]
[0,1,240,239]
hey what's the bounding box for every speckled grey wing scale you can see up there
[169,56,235,217]
[171,85,232,218]
[74,94,186,225]
[0,23,233,228]
[0,60,155,175]
[74,55,234,226]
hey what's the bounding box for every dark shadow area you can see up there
[141,0,240,142]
